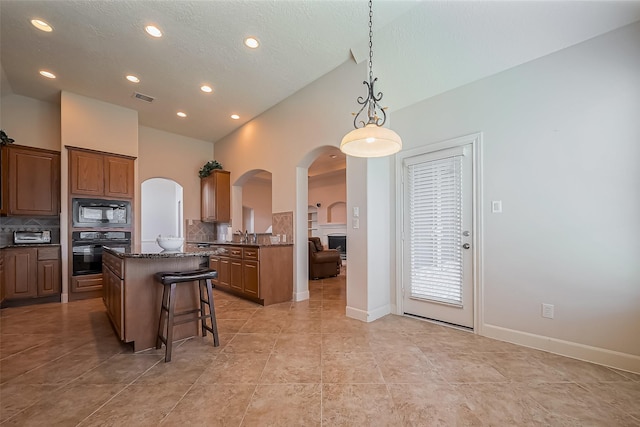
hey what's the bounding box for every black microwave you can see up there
[72,198,131,228]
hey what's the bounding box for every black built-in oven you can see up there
[72,198,131,228]
[72,231,131,276]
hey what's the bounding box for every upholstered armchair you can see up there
[308,237,341,279]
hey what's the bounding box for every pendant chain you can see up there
[368,0,373,84]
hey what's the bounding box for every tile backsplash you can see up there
[272,211,293,243]
[0,217,61,246]
[185,219,216,242]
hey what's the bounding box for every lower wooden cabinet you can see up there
[70,274,102,293]
[1,246,61,305]
[102,252,124,339]
[209,245,291,305]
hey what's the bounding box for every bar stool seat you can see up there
[155,268,219,362]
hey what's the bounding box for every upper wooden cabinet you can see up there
[68,147,135,199]
[201,170,230,223]
[0,144,60,216]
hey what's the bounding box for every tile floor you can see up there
[1,272,639,426]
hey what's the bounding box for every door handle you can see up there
[462,243,470,249]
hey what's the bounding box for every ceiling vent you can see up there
[132,92,154,103]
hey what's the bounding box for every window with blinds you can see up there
[407,155,463,306]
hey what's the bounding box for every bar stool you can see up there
[155,269,219,362]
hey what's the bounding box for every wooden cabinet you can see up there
[68,147,135,199]
[102,252,124,339]
[70,274,102,293]
[1,246,61,305]
[3,248,38,299]
[37,247,61,297]
[208,244,291,305]
[0,144,60,216]
[201,170,230,223]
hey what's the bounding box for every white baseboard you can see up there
[346,304,391,323]
[483,323,640,374]
[293,290,310,302]
[61,293,69,304]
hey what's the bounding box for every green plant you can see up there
[199,160,223,178]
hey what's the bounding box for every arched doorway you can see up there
[141,178,183,244]
[293,145,347,301]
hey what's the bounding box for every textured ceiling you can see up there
[1,1,639,144]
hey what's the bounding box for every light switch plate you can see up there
[353,207,359,217]
[491,201,502,213]
[352,218,359,229]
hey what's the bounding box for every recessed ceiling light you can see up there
[230,114,240,120]
[145,25,162,38]
[39,70,56,79]
[200,85,213,93]
[177,111,187,118]
[31,19,53,32]
[244,37,259,49]
[126,75,140,83]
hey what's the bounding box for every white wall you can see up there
[138,125,214,225]
[393,23,640,369]
[0,94,60,151]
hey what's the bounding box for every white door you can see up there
[402,143,474,328]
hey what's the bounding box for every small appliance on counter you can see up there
[13,230,52,245]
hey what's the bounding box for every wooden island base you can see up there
[103,251,208,352]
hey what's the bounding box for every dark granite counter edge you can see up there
[104,246,217,259]
[1,243,61,249]
[187,241,294,248]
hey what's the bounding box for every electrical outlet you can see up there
[542,303,554,319]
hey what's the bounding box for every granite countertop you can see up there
[104,243,219,259]
[188,240,294,248]
[1,243,61,250]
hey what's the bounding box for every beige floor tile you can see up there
[322,383,401,426]
[215,318,248,334]
[388,382,481,426]
[259,352,321,383]
[525,382,640,426]
[375,347,446,384]
[456,383,552,425]
[322,333,371,353]
[74,354,162,384]
[2,272,639,426]
[2,383,124,426]
[160,383,255,426]
[6,352,107,386]
[280,317,322,333]
[221,333,277,354]
[428,352,509,383]
[274,333,322,354]
[0,383,60,423]
[322,352,384,384]
[533,352,631,382]
[579,380,640,419]
[242,383,321,426]
[197,352,269,384]
[78,383,191,426]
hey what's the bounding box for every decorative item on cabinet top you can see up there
[199,160,223,178]
[0,129,15,145]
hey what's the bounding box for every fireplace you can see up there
[328,235,346,260]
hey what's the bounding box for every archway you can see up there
[231,169,273,234]
[293,145,347,301]
[141,178,183,244]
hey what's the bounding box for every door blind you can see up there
[407,155,464,306]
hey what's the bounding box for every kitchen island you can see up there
[102,241,294,352]
[102,243,218,352]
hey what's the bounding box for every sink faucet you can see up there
[236,230,245,243]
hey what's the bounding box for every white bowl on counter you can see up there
[156,236,184,251]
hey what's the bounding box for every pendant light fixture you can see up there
[340,0,402,158]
